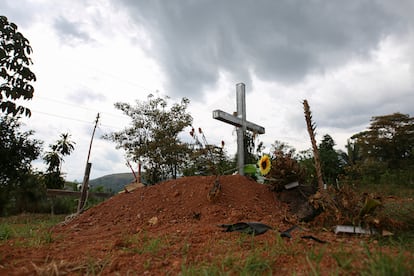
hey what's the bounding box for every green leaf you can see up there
[243,164,257,174]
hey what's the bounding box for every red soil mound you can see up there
[2,175,296,274]
[3,175,410,275]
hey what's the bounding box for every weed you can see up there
[84,255,111,275]
[0,223,13,241]
[331,245,354,271]
[180,263,225,276]
[271,232,301,256]
[121,231,167,255]
[143,258,152,270]
[305,246,327,276]
[181,240,191,256]
[361,249,413,276]
[221,255,237,270]
[239,251,272,275]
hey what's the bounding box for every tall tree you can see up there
[0,115,42,214]
[351,112,414,169]
[0,16,36,117]
[318,134,344,185]
[104,94,193,184]
[43,133,75,189]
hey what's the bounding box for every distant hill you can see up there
[89,173,136,193]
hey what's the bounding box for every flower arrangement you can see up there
[243,154,272,183]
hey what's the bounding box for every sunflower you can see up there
[258,155,271,176]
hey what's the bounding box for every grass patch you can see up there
[361,246,414,275]
[305,245,327,276]
[0,223,13,241]
[181,249,273,276]
[181,234,281,275]
[238,250,273,275]
[0,213,65,245]
[31,255,112,275]
[119,231,169,255]
[331,245,355,272]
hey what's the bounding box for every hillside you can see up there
[88,172,135,192]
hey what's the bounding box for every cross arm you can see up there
[213,109,265,134]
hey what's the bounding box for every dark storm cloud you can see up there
[114,0,409,98]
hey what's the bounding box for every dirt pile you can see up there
[52,175,290,246]
[2,175,299,275]
[2,175,412,275]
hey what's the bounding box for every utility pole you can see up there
[77,113,100,213]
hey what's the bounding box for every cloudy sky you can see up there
[2,0,413,181]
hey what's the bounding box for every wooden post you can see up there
[77,162,92,212]
[138,162,141,183]
[77,113,100,213]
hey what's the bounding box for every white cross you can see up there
[213,83,265,175]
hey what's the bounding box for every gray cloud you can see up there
[0,0,37,28]
[53,16,94,45]
[67,88,106,104]
[114,0,410,98]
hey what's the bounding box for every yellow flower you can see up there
[258,155,271,176]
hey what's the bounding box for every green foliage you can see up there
[306,245,327,276]
[11,172,47,214]
[0,214,65,245]
[48,196,78,214]
[244,131,264,165]
[0,223,12,240]
[0,16,36,117]
[318,134,345,184]
[351,113,414,170]
[340,113,414,186]
[43,133,75,189]
[242,131,266,180]
[0,115,43,215]
[184,127,235,176]
[362,246,413,275]
[105,94,193,184]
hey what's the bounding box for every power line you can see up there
[30,109,124,131]
[34,95,129,120]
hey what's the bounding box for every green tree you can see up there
[351,113,414,169]
[43,133,75,189]
[0,115,42,215]
[339,139,363,182]
[104,94,193,184]
[0,16,36,117]
[318,134,344,185]
[296,148,316,186]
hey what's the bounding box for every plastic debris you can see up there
[218,222,273,235]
